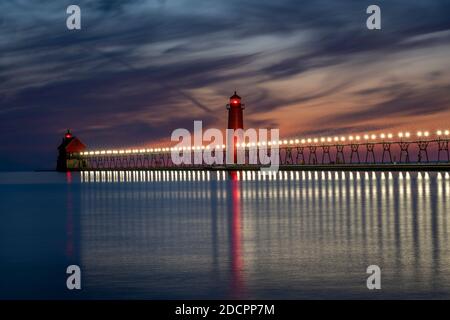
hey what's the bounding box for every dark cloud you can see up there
[322,84,450,125]
[0,0,450,169]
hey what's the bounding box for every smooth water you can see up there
[1,170,450,299]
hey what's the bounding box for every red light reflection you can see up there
[229,171,245,298]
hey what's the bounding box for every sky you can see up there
[1,0,450,170]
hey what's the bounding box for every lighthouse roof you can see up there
[65,138,86,153]
[58,136,86,153]
[230,91,241,100]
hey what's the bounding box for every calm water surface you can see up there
[1,170,450,299]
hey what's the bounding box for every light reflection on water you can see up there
[75,170,450,299]
[1,171,450,299]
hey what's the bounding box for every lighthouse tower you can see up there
[227,91,244,130]
[56,129,87,171]
[226,92,245,164]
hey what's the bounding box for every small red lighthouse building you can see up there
[57,129,87,171]
[227,91,244,130]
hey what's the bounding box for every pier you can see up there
[57,93,450,172]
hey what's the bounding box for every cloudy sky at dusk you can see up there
[1,0,450,170]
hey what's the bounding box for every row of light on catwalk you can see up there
[79,130,450,156]
[80,170,450,183]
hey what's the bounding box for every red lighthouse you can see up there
[227,92,245,164]
[227,91,245,130]
[57,129,87,171]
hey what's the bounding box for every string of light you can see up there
[79,129,450,156]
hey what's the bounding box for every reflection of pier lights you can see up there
[66,172,74,259]
[228,171,244,299]
[65,172,81,267]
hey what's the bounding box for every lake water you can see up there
[1,170,450,299]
